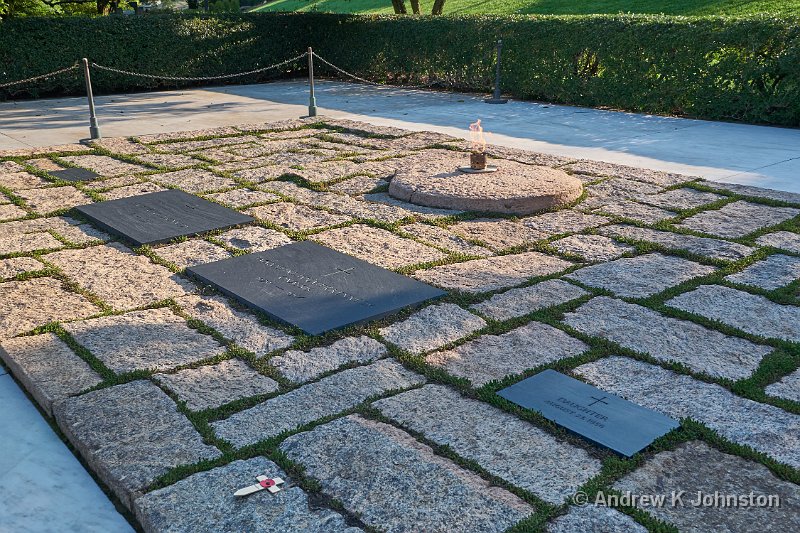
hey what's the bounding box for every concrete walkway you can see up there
[1,80,798,192]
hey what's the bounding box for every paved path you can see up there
[1,80,798,192]
[1,119,799,532]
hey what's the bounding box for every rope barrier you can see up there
[311,52,381,86]
[0,50,407,141]
[89,53,309,82]
[0,62,80,89]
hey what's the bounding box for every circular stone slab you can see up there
[389,152,582,215]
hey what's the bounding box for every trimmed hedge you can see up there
[1,13,799,126]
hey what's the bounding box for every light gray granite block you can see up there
[177,293,293,356]
[134,457,361,533]
[374,385,602,504]
[214,226,292,253]
[592,199,677,224]
[0,333,102,415]
[0,257,44,280]
[666,285,800,342]
[399,222,493,257]
[756,231,800,253]
[154,359,279,411]
[65,308,224,373]
[521,210,610,235]
[153,239,231,269]
[45,242,191,311]
[677,201,799,238]
[471,279,588,321]
[426,321,588,386]
[415,252,572,293]
[639,188,724,211]
[598,224,755,261]
[725,254,800,290]
[269,336,387,383]
[563,297,771,380]
[314,225,445,269]
[551,234,634,262]
[53,380,221,509]
[212,359,424,447]
[0,277,100,339]
[575,357,800,468]
[703,181,800,205]
[765,369,800,402]
[280,415,534,532]
[379,303,486,355]
[546,505,646,533]
[566,253,716,298]
[614,441,800,533]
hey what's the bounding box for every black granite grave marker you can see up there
[186,241,446,335]
[75,189,253,246]
[49,168,101,182]
[497,369,679,457]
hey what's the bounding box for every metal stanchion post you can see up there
[306,47,318,118]
[485,40,508,104]
[81,58,102,140]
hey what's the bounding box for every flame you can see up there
[469,119,486,154]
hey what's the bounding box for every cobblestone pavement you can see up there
[1,118,798,532]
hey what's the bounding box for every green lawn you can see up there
[251,0,800,16]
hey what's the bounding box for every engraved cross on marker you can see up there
[588,396,609,407]
[321,267,355,278]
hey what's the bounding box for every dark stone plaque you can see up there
[497,369,679,457]
[75,189,253,247]
[49,168,100,182]
[186,241,446,335]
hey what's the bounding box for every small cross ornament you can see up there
[234,475,285,497]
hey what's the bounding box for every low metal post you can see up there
[307,47,318,117]
[81,58,102,139]
[485,40,508,104]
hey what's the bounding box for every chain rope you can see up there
[0,62,80,89]
[311,52,381,86]
[90,52,309,82]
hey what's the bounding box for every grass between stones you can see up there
[3,122,800,532]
